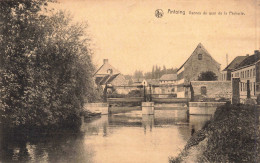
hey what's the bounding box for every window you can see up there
[198,54,202,60]
[162,89,165,94]
[253,68,256,77]
[107,69,113,74]
[250,69,252,78]
[201,86,207,95]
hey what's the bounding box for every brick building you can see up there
[176,43,221,98]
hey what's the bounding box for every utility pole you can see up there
[226,53,229,67]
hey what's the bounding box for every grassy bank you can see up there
[170,104,260,162]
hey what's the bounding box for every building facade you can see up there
[158,74,177,97]
[176,43,221,98]
[220,56,247,81]
[231,50,260,103]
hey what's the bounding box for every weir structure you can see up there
[85,83,227,116]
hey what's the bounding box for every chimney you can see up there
[103,59,108,64]
[254,50,260,61]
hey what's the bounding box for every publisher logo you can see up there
[155,9,164,18]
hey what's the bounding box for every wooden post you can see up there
[232,78,240,104]
[247,80,250,98]
[149,84,152,102]
[143,85,146,102]
[103,84,108,102]
[190,83,194,102]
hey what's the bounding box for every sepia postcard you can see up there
[0,0,259,162]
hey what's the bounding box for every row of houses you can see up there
[93,44,260,103]
[220,50,260,102]
[93,59,178,95]
[174,43,259,103]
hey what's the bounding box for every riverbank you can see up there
[169,104,260,162]
[0,110,101,139]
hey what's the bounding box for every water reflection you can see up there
[0,109,212,163]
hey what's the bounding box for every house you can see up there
[176,43,221,98]
[94,59,128,94]
[159,74,177,84]
[220,56,247,81]
[94,59,120,78]
[158,74,177,96]
[96,73,128,87]
[231,50,260,103]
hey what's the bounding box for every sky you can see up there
[56,0,260,75]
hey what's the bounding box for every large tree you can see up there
[0,0,98,130]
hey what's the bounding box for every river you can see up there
[0,109,212,163]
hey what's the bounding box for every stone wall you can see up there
[191,81,231,101]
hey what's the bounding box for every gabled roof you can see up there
[234,52,260,70]
[106,74,120,84]
[177,43,220,72]
[159,74,177,81]
[95,77,104,84]
[98,75,111,85]
[94,60,120,76]
[223,56,247,71]
[97,73,126,86]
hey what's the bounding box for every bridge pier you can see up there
[142,102,154,115]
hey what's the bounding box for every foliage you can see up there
[204,104,260,162]
[0,0,97,130]
[198,71,218,81]
[169,104,260,162]
[132,65,177,80]
[127,90,142,97]
[145,65,177,79]
[133,70,144,80]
